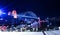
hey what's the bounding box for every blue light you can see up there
[0,10,6,16]
[0,10,3,16]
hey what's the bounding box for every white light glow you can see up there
[0,32,43,35]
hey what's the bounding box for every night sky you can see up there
[0,0,60,18]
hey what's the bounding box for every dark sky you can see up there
[0,0,60,17]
